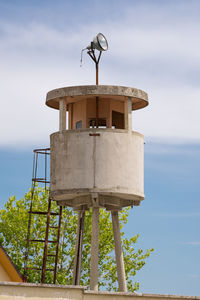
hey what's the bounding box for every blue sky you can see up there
[0,0,200,296]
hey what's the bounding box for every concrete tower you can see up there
[46,84,148,292]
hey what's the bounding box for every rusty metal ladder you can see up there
[24,148,62,284]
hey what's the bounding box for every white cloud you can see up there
[0,1,200,146]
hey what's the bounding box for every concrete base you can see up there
[0,282,199,300]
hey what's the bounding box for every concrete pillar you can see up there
[128,97,132,131]
[72,210,85,285]
[124,97,132,131]
[111,210,127,292]
[59,98,66,131]
[90,207,99,291]
[68,103,71,129]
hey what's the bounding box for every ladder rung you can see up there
[28,211,59,216]
[33,148,50,152]
[32,178,50,183]
[47,254,56,257]
[26,267,42,271]
[33,151,50,155]
[50,212,60,216]
[29,239,57,243]
[45,268,55,272]
[49,226,58,229]
[29,211,47,215]
[29,239,45,243]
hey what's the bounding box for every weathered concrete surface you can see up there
[59,98,67,131]
[50,129,144,209]
[46,85,148,111]
[90,207,99,291]
[72,211,85,285]
[0,282,85,300]
[112,211,127,292]
[0,282,200,300]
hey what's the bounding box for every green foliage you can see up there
[0,187,154,291]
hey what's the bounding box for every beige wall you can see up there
[0,248,23,283]
[0,265,10,282]
[0,282,199,300]
[69,98,126,129]
[71,99,87,129]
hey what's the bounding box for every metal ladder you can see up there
[24,148,62,284]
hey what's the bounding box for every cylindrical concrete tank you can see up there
[50,129,144,209]
[46,85,148,210]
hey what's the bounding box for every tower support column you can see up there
[59,97,66,131]
[90,206,99,291]
[112,210,127,292]
[124,97,132,131]
[72,210,85,285]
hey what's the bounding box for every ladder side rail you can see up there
[24,151,38,281]
[24,147,62,285]
[45,149,47,190]
[41,198,52,283]
[53,205,63,284]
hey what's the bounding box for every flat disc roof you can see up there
[46,85,149,111]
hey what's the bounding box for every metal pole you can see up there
[95,62,99,128]
[45,149,47,190]
[96,62,98,85]
[90,206,99,291]
[88,49,102,128]
[111,210,127,292]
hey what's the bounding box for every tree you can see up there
[0,187,153,291]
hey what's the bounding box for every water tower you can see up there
[46,33,148,292]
